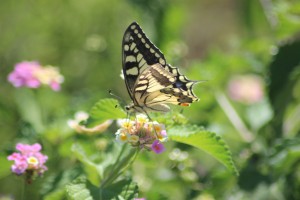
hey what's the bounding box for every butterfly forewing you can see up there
[122,22,199,112]
[122,22,167,98]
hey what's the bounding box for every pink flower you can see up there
[7,143,48,179]
[116,115,168,153]
[7,61,41,88]
[151,140,165,154]
[227,75,264,104]
[16,143,42,154]
[33,66,64,91]
[7,61,64,91]
[50,81,61,91]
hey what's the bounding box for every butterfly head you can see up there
[125,104,134,112]
[125,102,168,113]
[125,103,143,113]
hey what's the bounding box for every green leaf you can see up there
[72,143,102,186]
[87,98,126,127]
[66,177,138,200]
[100,179,138,200]
[269,138,300,174]
[168,125,239,176]
[65,176,93,200]
[268,39,300,136]
[40,167,81,198]
[44,189,65,200]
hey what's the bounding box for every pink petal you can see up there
[50,81,61,91]
[151,140,165,154]
[31,143,42,152]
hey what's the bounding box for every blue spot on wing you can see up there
[174,80,187,90]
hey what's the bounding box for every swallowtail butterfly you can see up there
[122,22,199,113]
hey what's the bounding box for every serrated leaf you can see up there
[65,176,93,200]
[168,125,239,176]
[87,98,126,127]
[72,143,102,186]
[100,179,138,200]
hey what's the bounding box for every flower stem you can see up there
[21,177,25,200]
[215,91,254,142]
[100,146,139,188]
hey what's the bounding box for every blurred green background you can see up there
[1,0,300,199]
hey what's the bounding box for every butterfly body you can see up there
[122,22,199,113]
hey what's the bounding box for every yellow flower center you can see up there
[153,124,162,133]
[122,121,132,129]
[27,156,39,169]
[120,133,129,142]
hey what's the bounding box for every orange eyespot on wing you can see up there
[180,103,190,107]
[122,22,199,112]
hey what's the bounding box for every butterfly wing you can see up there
[132,63,198,112]
[132,63,176,112]
[162,64,199,105]
[122,22,199,112]
[122,22,167,102]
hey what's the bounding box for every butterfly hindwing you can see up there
[122,22,199,112]
[162,64,199,104]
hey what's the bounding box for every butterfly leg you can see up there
[142,110,159,139]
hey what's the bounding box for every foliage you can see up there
[168,125,238,176]
[1,0,300,199]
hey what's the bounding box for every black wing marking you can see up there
[122,22,167,100]
[163,64,199,103]
[132,63,198,110]
[122,22,199,112]
[133,63,175,100]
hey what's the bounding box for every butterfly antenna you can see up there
[108,90,127,108]
[197,80,208,84]
[108,89,121,100]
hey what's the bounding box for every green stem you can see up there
[215,91,254,142]
[107,143,128,174]
[14,89,45,133]
[101,147,139,188]
[21,177,25,200]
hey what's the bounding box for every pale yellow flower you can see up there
[128,135,139,144]
[117,119,134,129]
[152,121,164,133]
[136,114,148,124]
[34,66,64,85]
[116,132,130,143]
[27,156,39,169]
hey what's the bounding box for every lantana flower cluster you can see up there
[7,61,64,91]
[116,114,168,154]
[7,143,48,182]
